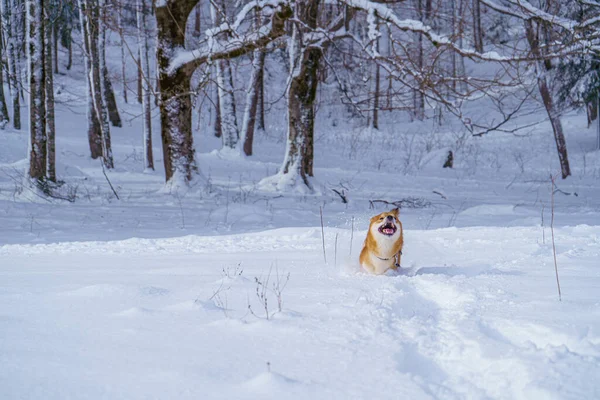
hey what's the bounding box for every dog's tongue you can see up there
[383,228,394,235]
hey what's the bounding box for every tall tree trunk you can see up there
[96,0,114,167]
[79,0,101,158]
[155,0,199,183]
[118,0,127,103]
[240,50,262,156]
[276,0,320,188]
[372,15,380,130]
[214,80,222,137]
[525,21,570,179]
[27,0,46,180]
[0,34,10,128]
[66,35,72,70]
[472,0,483,52]
[103,64,122,127]
[216,58,239,149]
[44,0,55,181]
[52,24,58,74]
[256,60,265,131]
[137,0,154,170]
[79,0,113,166]
[1,0,20,129]
[211,1,239,150]
[137,53,143,104]
[413,0,425,121]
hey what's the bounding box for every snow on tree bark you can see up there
[44,0,56,182]
[273,0,321,190]
[211,1,239,151]
[0,35,10,128]
[78,0,102,159]
[96,0,114,168]
[27,0,46,180]
[79,0,113,168]
[155,0,291,184]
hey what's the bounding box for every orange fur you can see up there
[359,208,404,274]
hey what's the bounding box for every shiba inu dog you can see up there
[359,208,403,275]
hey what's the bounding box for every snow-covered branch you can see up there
[167,2,292,76]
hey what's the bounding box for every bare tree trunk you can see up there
[137,53,143,104]
[118,1,127,103]
[214,80,222,137]
[79,0,113,167]
[256,60,265,131]
[27,0,46,180]
[44,0,55,181]
[1,0,20,129]
[241,50,261,156]
[137,0,154,170]
[372,15,380,130]
[103,65,122,127]
[277,0,320,188]
[52,24,58,74]
[472,0,483,52]
[155,0,199,183]
[66,35,72,70]
[216,58,239,149]
[525,21,570,179]
[0,35,10,128]
[79,0,101,158]
[211,1,239,150]
[97,0,114,167]
[413,0,425,120]
[240,10,265,155]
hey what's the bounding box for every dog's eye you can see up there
[379,217,383,220]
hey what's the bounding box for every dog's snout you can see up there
[386,215,394,221]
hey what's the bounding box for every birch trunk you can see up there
[118,1,127,103]
[137,0,154,170]
[0,0,16,128]
[44,0,55,181]
[0,36,10,128]
[97,0,114,167]
[240,49,262,156]
[27,0,46,180]
[78,0,102,158]
[211,1,239,150]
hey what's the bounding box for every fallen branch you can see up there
[101,161,120,200]
[369,197,432,209]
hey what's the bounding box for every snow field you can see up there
[1,224,599,399]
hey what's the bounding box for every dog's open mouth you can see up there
[378,223,397,236]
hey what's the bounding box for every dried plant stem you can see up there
[550,174,562,302]
[349,216,354,257]
[101,161,120,200]
[334,233,339,267]
[320,206,327,264]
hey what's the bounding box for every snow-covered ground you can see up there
[2,35,600,399]
[2,225,600,399]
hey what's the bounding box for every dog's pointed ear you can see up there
[391,208,399,217]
